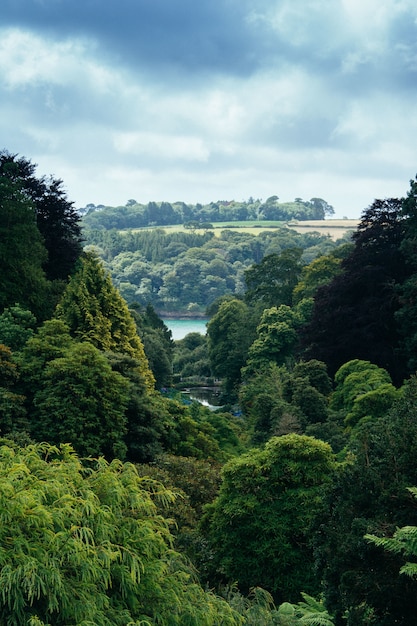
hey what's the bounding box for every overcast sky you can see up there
[2,0,417,217]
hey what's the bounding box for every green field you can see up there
[129,219,359,240]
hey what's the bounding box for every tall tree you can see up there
[207,298,254,398]
[0,171,49,317]
[301,198,409,384]
[0,150,83,281]
[56,252,155,391]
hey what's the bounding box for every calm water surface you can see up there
[163,318,208,340]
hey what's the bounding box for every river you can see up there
[163,318,209,341]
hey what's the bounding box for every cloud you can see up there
[1,0,417,216]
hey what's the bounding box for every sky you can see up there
[1,1,417,218]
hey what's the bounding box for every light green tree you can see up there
[56,252,155,390]
[202,434,336,603]
[0,441,242,626]
[244,306,301,374]
[292,254,342,304]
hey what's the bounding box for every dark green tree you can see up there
[0,151,83,281]
[315,376,417,625]
[301,198,409,384]
[207,298,254,398]
[32,342,130,459]
[0,171,50,317]
[0,304,36,351]
[245,248,303,307]
[0,344,27,435]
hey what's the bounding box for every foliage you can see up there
[0,344,28,435]
[56,251,155,391]
[301,198,409,384]
[0,305,36,351]
[131,304,174,388]
[244,306,302,374]
[292,254,342,304]
[207,299,255,398]
[202,434,336,602]
[315,376,417,625]
[330,360,399,428]
[172,332,211,380]
[84,226,341,313]
[31,342,130,459]
[81,196,334,231]
[0,150,83,282]
[0,171,50,318]
[366,486,417,579]
[0,441,243,626]
[244,249,303,307]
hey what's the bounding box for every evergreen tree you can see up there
[56,252,155,391]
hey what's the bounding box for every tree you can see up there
[395,176,417,372]
[0,344,27,435]
[0,442,242,626]
[32,342,130,459]
[315,376,417,625]
[292,254,342,304]
[0,304,36,351]
[0,150,83,281]
[56,252,155,391]
[207,299,254,398]
[245,249,303,307]
[301,198,409,384]
[0,171,50,317]
[244,306,301,374]
[202,434,335,603]
[330,359,398,428]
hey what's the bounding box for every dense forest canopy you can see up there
[83,225,346,313]
[4,150,417,624]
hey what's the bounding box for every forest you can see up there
[80,195,335,230]
[2,148,417,625]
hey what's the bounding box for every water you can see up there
[163,318,208,341]
[188,387,223,408]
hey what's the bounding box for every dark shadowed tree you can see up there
[301,198,409,384]
[0,171,50,317]
[0,150,83,282]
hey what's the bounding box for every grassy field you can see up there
[129,220,359,241]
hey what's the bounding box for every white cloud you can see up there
[1,1,417,218]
